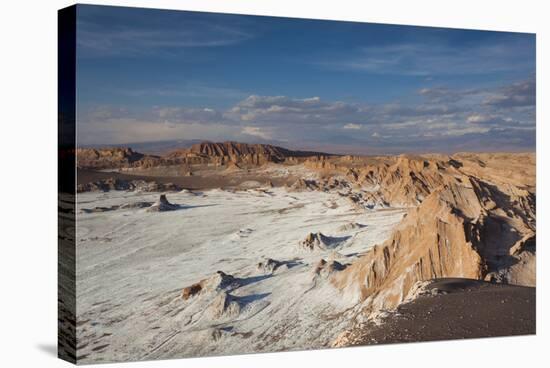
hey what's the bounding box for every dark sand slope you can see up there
[351,279,535,345]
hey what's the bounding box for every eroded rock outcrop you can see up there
[181,271,238,300]
[147,194,180,212]
[354,156,451,207]
[207,292,242,318]
[180,271,272,323]
[313,259,347,278]
[333,170,536,310]
[225,161,242,171]
[167,141,328,166]
[77,147,161,169]
[256,258,284,274]
[78,142,330,172]
[300,232,337,251]
[288,178,319,191]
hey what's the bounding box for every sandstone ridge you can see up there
[332,153,535,311]
[77,141,330,169]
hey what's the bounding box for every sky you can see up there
[76,4,536,154]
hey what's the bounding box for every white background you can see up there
[0,0,548,366]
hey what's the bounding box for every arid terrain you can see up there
[73,141,536,363]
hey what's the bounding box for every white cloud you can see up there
[154,106,223,123]
[467,114,495,124]
[226,95,368,126]
[466,114,518,126]
[241,126,272,140]
[483,77,535,108]
[343,123,362,130]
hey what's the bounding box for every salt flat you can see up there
[75,187,406,363]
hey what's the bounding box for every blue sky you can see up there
[76,4,535,154]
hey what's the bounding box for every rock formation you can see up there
[147,194,180,212]
[299,232,346,251]
[78,141,333,172]
[256,258,284,274]
[166,141,329,166]
[352,155,449,207]
[76,147,161,169]
[225,161,242,171]
[313,259,347,278]
[207,292,241,318]
[288,178,319,191]
[181,271,238,300]
[332,157,536,310]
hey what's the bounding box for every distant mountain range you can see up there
[79,138,304,156]
[76,141,332,169]
[79,139,204,156]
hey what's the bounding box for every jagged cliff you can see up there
[76,148,161,169]
[354,155,450,207]
[190,141,290,159]
[305,154,461,207]
[332,153,535,310]
[168,141,328,165]
[78,141,328,169]
[166,142,286,165]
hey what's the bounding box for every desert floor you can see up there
[75,187,406,363]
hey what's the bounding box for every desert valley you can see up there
[67,141,536,363]
[54,6,537,365]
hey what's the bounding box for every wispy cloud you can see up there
[154,106,224,123]
[225,95,368,125]
[241,126,272,140]
[116,84,249,100]
[483,77,535,108]
[77,8,255,57]
[343,123,362,130]
[317,39,535,77]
